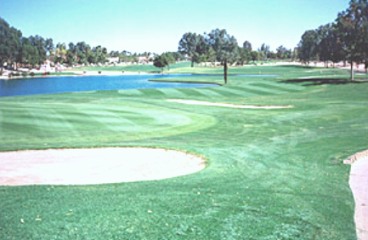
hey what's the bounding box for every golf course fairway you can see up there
[0,65,367,239]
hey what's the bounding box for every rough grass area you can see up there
[0,65,367,239]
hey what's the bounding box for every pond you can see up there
[0,74,217,97]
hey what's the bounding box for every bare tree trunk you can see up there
[350,60,355,81]
[224,60,228,84]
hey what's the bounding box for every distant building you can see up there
[137,56,149,64]
[107,57,119,64]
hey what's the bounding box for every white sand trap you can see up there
[0,148,205,186]
[167,99,293,109]
[344,149,368,240]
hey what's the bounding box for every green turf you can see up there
[0,65,367,239]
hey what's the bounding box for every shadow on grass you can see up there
[273,65,317,69]
[281,78,368,86]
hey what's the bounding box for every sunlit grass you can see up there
[0,65,367,239]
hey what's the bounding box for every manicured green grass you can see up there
[0,65,367,239]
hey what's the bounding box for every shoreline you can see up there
[2,61,367,81]
[0,70,157,80]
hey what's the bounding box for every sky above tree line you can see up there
[1,0,350,53]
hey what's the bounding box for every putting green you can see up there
[0,99,216,150]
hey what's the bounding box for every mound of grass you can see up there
[0,65,367,239]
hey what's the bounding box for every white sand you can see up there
[344,149,368,240]
[0,148,205,186]
[167,99,293,109]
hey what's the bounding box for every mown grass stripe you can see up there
[226,86,274,95]
[193,88,225,98]
[243,84,287,94]
[175,88,208,97]
[203,87,256,98]
[37,107,83,134]
[138,89,167,97]
[78,104,138,132]
[251,82,304,92]
[45,108,82,137]
[54,105,111,133]
[118,89,143,96]
[155,88,187,98]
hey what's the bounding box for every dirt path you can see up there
[0,148,205,186]
[344,150,368,240]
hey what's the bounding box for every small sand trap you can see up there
[0,148,205,186]
[344,149,368,240]
[167,99,293,109]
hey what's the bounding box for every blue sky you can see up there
[1,0,350,53]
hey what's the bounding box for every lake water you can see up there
[0,74,217,97]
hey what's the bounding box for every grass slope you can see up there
[0,65,367,239]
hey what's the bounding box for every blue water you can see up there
[0,74,217,97]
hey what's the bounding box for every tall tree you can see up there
[19,37,39,66]
[243,40,252,52]
[55,43,67,63]
[0,18,22,67]
[317,23,345,66]
[28,35,48,64]
[75,41,91,64]
[336,0,368,80]
[276,45,291,59]
[205,29,239,84]
[259,43,271,61]
[298,30,319,63]
[238,40,252,65]
[178,32,207,67]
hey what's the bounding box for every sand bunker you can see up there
[167,99,293,109]
[0,148,205,186]
[344,149,368,240]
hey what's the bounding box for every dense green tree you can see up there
[238,40,252,65]
[298,30,319,63]
[0,18,22,67]
[28,35,48,64]
[205,47,217,64]
[178,32,207,67]
[316,23,345,66]
[243,40,252,52]
[66,42,77,66]
[19,37,39,66]
[55,43,67,63]
[276,45,291,59]
[74,41,90,64]
[153,52,175,72]
[259,43,271,61]
[92,45,107,64]
[336,0,368,80]
[250,50,260,62]
[205,29,239,84]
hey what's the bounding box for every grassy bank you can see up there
[0,65,367,239]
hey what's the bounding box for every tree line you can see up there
[298,0,368,80]
[3,0,365,82]
[0,18,158,69]
[152,29,296,84]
